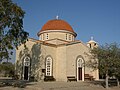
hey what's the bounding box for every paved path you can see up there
[0,81,120,90]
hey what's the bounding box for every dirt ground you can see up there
[0,77,120,90]
[0,81,120,90]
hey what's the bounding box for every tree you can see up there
[108,44,120,87]
[87,43,120,88]
[0,0,29,62]
[0,62,15,77]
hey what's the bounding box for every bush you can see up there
[29,76,35,81]
[0,82,12,87]
[12,81,26,88]
[0,82,5,87]
[0,62,15,77]
[12,75,19,80]
[44,76,56,81]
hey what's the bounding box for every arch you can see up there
[23,56,30,80]
[24,56,30,66]
[76,55,85,81]
[45,56,53,76]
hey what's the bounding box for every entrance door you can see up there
[24,66,28,80]
[77,57,85,81]
[23,56,30,80]
[78,67,82,80]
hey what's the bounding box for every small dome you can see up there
[87,37,97,44]
[88,40,96,44]
[40,19,75,33]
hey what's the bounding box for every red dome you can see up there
[40,19,75,33]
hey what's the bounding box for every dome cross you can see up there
[56,15,59,20]
[91,36,94,40]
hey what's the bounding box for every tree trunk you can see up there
[117,78,119,87]
[105,73,109,89]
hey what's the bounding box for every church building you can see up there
[15,17,99,82]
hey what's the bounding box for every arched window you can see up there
[77,58,84,68]
[66,34,67,40]
[43,34,44,40]
[77,57,85,81]
[46,33,49,40]
[45,57,52,76]
[90,44,91,48]
[24,56,30,66]
[69,35,71,40]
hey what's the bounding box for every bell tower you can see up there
[87,37,98,49]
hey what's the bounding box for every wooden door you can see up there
[78,67,82,80]
[24,66,28,80]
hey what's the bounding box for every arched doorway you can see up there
[23,56,30,80]
[45,56,52,76]
[77,57,85,81]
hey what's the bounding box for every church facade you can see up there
[15,18,99,82]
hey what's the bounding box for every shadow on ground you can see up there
[0,78,119,89]
[0,78,36,88]
[87,79,118,88]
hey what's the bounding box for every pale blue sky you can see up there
[13,0,120,45]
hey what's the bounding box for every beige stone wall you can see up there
[15,39,37,80]
[45,39,68,45]
[40,44,57,79]
[39,31,74,41]
[65,42,99,81]
[16,38,58,81]
[66,43,88,77]
[55,46,67,81]
[16,40,36,63]
[16,38,99,81]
